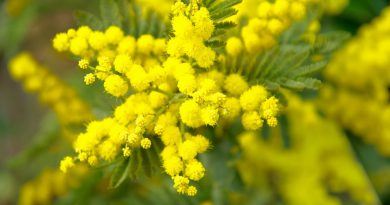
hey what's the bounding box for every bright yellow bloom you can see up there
[224,74,249,96]
[88,31,107,50]
[161,126,181,146]
[240,85,268,111]
[103,74,128,97]
[105,26,124,44]
[185,159,205,181]
[84,73,96,85]
[114,54,133,73]
[78,58,89,69]
[140,138,152,149]
[180,100,203,128]
[60,156,74,173]
[226,37,243,56]
[52,33,69,52]
[137,34,155,54]
[178,140,198,160]
[242,111,263,130]
[163,156,183,176]
[70,37,88,56]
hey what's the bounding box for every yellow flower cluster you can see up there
[237,0,316,54]
[238,94,379,205]
[53,2,281,195]
[320,7,390,155]
[53,25,166,94]
[8,53,93,129]
[167,1,216,68]
[18,166,88,205]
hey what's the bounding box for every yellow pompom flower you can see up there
[178,75,197,95]
[224,74,249,96]
[103,74,128,97]
[99,141,119,161]
[84,73,96,85]
[122,146,132,157]
[117,36,136,55]
[154,112,178,135]
[171,15,194,37]
[267,117,278,127]
[180,100,204,128]
[126,64,150,91]
[148,91,168,109]
[221,97,241,120]
[141,138,152,149]
[137,34,155,54]
[240,85,268,111]
[163,156,183,176]
[70,37,88,56]
[191,7,214,40]
[273,0,290,17]
[173,175,190,194]
[290,2,307,20]
[242,111,263,130]
[114,54,133,73]
[191,135,210,153]
[242,28,262,53]
[76,26,92,38]
[88,31,107,50]
[257,1,272,18]
[226,37,243,56]
[185,159,205,181]
[268,18,285,35]
[60,156,74,173]
[78,58,89,69]
[187,186,197,196]
[178,140,198,160]
[67,28,76,37]
[153,38,166,55]
[261,96,280,119]
[201,106,219,126]
[105,26,124,44]
[161,126,181,146]
[161,145,177,161]
[88,155,98,166]
[52,33,69,52]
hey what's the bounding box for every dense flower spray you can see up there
[52,0,284,195]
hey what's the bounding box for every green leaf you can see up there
[297,77,321,90]
[74,11,103,30]
[140,149,152,177]
[215,21,236,30]
[100,0,121,27]
[117,0,131,33]
[208,0,242,12]
[314,31,350,54]
[292,61,327,77]
[202,0,215,7]
[109,157,130,188]
[281,79,306,90]
[205,40,226,48]
[281,78,321,90]
[211,8,238,21]
[129,149,141,179]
